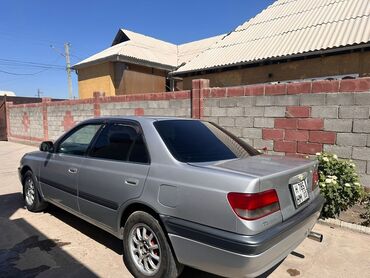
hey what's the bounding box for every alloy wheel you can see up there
[129,223,161,276]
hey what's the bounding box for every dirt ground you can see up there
[1,141,370,278]
[339,203,370,227]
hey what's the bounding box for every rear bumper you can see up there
[161,195,325,278]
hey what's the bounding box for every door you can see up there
[77,122,150,229]
[40,123,103,211]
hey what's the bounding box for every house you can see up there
[74,0,370,98]
[73,30,223,98]
[173,0,370,89]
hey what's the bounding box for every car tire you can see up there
[23,170,48,212]
[123,211,183,278]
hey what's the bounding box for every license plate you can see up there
[291,179,309,207]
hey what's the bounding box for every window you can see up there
[89,124,149,163]
[58,124,102,156]
[154,120,259,163]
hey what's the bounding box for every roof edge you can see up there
[72,54,176,71]
[172,43,370,76]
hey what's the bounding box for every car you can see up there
[18,116,325,278]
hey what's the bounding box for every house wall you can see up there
[6,78,370,187]
[77,62,115,99]
[77,62,168,99]
[115,63,167,95]
[181,51,370,90]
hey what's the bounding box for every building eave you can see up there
[171,43,370,77]
[72,54,176,72]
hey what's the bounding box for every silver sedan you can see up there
[18,117,324,278]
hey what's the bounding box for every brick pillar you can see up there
[42,98,51,141]
[191,79,209,119]
[93,91,105,117]
[5,101,13,140]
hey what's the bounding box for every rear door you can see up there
[40,123,103,211]
[77,121,150,230]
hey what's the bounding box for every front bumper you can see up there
[161,195,325,278]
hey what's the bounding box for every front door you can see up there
[40,123,103,212]
[77,121,150,230]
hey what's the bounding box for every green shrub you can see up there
[316,152,365,218]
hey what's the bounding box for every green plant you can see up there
[316,152,366,218]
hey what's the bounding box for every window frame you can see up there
[53,122,105,157]
[86,120,151,165]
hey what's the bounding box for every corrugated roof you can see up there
[174,0,370,74]
[73,29,224,70]
[177,34,225,64]
[73,29,178,69]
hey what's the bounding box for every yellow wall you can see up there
[181,51,370,89]
[78,62,115,99]
[77,62,167,98]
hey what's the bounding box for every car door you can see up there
[40,123,103,212]
[77,121,150,230]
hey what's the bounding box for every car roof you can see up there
[80,116,198,125]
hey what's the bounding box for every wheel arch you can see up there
[20,165,33,183]
[119,201,162,235]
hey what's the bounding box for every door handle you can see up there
[124,178,139,186]
[68,168,78,174]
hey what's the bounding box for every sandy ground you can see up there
[0,141,369,278]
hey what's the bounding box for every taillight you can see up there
[227,190,280,220]
[312,170,319,191]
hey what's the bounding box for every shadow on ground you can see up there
[0,192,282,278]
[0,192,98,278]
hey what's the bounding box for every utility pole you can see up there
[64,43,73,99]
[36,89,43,98]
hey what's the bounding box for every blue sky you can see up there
[0,0,274,99]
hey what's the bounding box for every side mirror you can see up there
[40,141,54,152]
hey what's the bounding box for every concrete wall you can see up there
[181,51,370,89]
[6,78,370,187]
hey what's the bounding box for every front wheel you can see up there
[23,170,47,212]
[123,211,183,278]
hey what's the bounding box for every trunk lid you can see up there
[190,154,318,221]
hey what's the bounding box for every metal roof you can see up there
[73,29,224,70]
[174,0,370,74]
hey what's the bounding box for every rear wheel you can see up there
[123,211,183,278]
[23,170,47,212]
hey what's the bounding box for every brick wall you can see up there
[200,78,370,187]
[6,90,191,144]
[6,78,370,187]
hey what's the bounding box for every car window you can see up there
[154,120,258,163]
[58,124,102,156]
[89,124,149,164]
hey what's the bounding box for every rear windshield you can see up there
[154,120,259,163]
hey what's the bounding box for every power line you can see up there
[0,63,64,69]
[0,67,61,76]
[0,58,65,69]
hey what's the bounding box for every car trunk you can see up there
[189,155,318,221]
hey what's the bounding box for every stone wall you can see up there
[6,78,370,186]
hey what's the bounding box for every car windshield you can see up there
[154,120,259,163]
